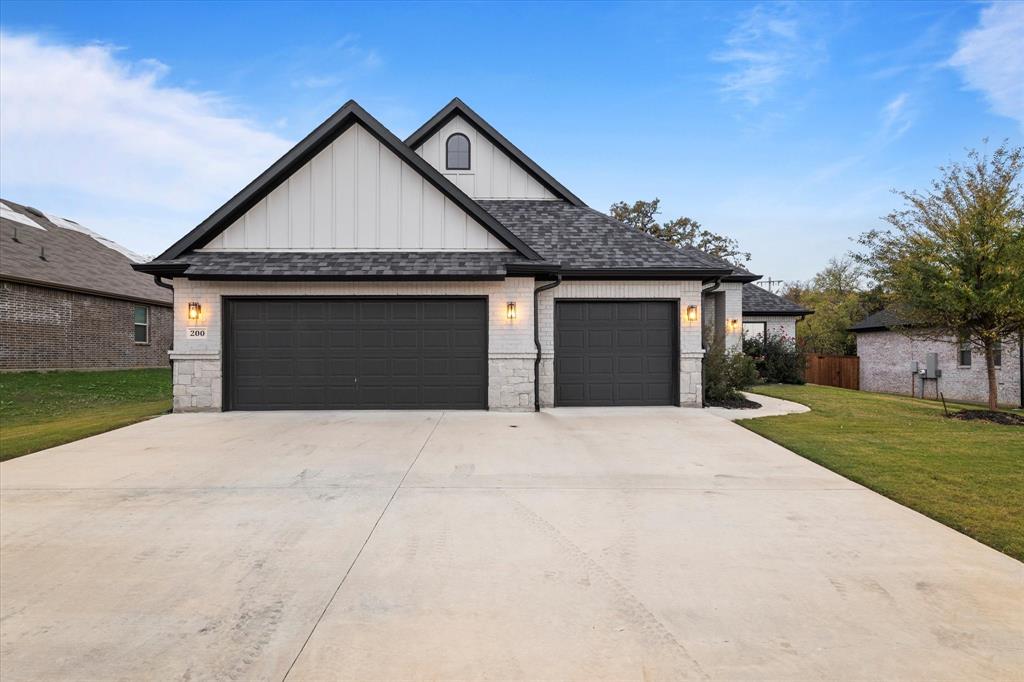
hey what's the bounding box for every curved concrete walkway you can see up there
[706,391,811,421]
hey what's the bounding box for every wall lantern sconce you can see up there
[188,302,202,321]
[685,305,698,322]
[506,301,517,320]
[728,318,739,332]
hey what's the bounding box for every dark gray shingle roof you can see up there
[849,308,908,332]
[1,200,171,305]
[742,283,812,316]
[173,251,528,279]
[477,200,737,273]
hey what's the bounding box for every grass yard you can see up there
[0,369,171,461]
[743,384,1024,561]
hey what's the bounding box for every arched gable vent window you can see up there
[446,133,471,170]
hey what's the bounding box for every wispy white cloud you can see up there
[292,33,382,90]
[949,2,1024,126]
[880,92,913,139]
[0,31,294,253]
[0,32,290,211]
[712,4,825,106]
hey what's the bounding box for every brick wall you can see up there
[537,280,706,407]
[168,278,537,411]
[0,280,172,370]
[168,278,712,412]
[743,315,798,341]
[857,330,1022,407]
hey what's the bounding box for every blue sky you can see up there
[1,1,1021,281]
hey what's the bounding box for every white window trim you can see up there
[134,305,150,345]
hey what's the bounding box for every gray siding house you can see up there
[851,310,1023,408]
[136,99,759,412]
[1,200,172,371]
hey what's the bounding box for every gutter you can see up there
[533,274,562,411]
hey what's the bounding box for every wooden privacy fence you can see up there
[805,354,860,390]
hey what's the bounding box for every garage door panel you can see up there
[555,301,677,407]
[227,298,486,410]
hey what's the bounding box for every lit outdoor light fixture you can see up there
[188,302,202,321]
[506,301,517,320]
[686,305,698,322]
[728,318,739,332]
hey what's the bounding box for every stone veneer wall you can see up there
[169,278,536,412]
[856,330,1022,407]
[0,280,172,370]
[171,277,718,412]
[536,280,708,407]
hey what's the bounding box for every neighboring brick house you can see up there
[0,200,172,371]
[850,309,1023,408]
[740,283,812,342]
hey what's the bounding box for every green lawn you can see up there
[0,369,171,461]
[742,384,1024,561]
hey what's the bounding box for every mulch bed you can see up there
[706,396,762,409]
[950,410,1024,426]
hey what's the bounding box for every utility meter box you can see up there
[911,361,920,374]
[925,352,942,379]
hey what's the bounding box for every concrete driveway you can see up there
[1,409,1021,681]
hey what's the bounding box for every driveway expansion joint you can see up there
[279,411,446,682]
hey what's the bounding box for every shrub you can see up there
[704,340,759,402]
[743,332,805,384]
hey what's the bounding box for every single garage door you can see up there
[555,300,677,406]
[224,297,487,410]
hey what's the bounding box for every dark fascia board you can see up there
[722,272,762,283]
[1,275,173,308]
[404,97,586,207]
[554,267,733,280]
[743,308,815,316]
[182,273,505,282]
[156,100,542,262]
[132,262,190,277]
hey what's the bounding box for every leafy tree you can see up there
[781,257,868,355]
[854,142,1024,409]
[609,199,751,266]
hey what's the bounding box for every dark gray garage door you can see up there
[555,301,677,406]
[225,298,487,410]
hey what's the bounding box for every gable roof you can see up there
[479,200,734,277]
[154,100,541,262]
[405,98,586,207]
[0,200,171,305]
[742,283,812,316]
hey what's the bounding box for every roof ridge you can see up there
[151,100,543,262]
[405,98,586,207]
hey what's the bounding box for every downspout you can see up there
[153,276,175,370]
[533,274,562,412]
[698,277,722,407]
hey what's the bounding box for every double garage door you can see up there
[223,297,678,410]
[225,298,487,410]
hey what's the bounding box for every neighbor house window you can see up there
[446,133,470,170]
[994,340,1002,367]
[743,321,767,340]
[958,341,971,367]
[134,305,149,344]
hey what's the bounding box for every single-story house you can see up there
[136,98,760,412]
[741,283,812,341]
[0,200,172,371]
[850,309,1023,408]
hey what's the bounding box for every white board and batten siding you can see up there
[202,123,509,252]
[414,115,557,201]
